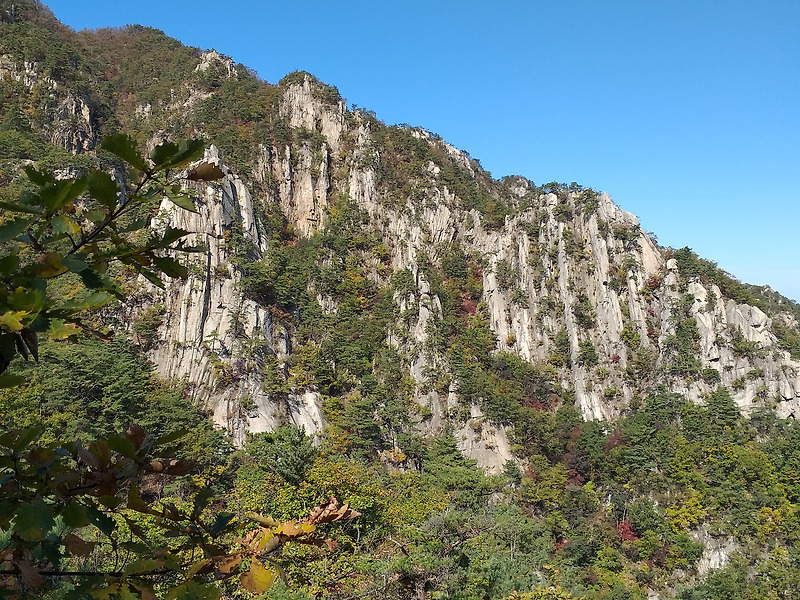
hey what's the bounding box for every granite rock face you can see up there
[127,76,800,468]
[131,146,325,446]
[0,54,97,153]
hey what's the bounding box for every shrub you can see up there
[578,340,599,367]
[573,295,596,329]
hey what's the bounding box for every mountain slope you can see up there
[2,3,800,463]
[6,4,800,598]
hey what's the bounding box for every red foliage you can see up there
[554,537,570,552]
[526,400,550,410]
[567,468,585,485]
[645,274,664,291]
[460,298,477,314]
[617,519,638,541]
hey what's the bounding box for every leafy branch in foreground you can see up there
[0,134,222,381]
[0,425,361,599]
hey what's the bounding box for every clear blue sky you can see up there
[44,1,800,301]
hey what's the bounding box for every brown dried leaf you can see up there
[186,558,213,579]
[277,521,303,537]
[247,513,279,528]
[125,425,146,450]
[63,533,98,557]
[17,558,43,588]
[307,497,361,524]
[130,583,157,600]
[186,162,225,182]
[77,446,100,470]
[147,459,192,476]
[216,554,242,575]
[254,529,275,553]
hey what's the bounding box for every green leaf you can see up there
[151,256,188,279]
[123,559,165,577]
[138,267,166,289]
[86,506,116,536]
[14,499,55,541]
[127,485,161,516]
[62,253,90,273]
[166,192,198,213]
[24,165,56,186]
[155,429,188,445]
[154,139,206,171]
[40,176,88,215]
[101,134,148,172]
[118,217,149,233]
[156,227,191,248]
[84,210,107,223]
[174,241,207,253]
[87,170,120,211]
[9,426,41,451]
[0,374,26,388]
[119,540,151,554]
[7,287,45,313]
[61,501,91,528]
[0,310,28,332]
[79,268,123,297]
[48,320,81,340]
[0,333,16,363]
[56,292,113,312]
[118,584,138,600]
[0,200,41,214]
[52,214,81,235]
[208,512,236,537]
[107,434,136,459]
[0,254,20,277]
[98,495,123,510]
[150,142,179,168]
[32,252,66,277]
[0,217,34,243]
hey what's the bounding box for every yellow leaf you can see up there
[0,310,28,332]
[239,559,274,594]
[255,529,275,552]
[48,321,80,340]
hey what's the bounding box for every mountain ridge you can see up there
[2,2,800,458]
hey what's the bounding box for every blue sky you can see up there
[45,1,800,301]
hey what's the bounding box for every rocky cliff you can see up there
[123,72,800,469]
[2,11,799,471]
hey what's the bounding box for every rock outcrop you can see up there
[0,55,97,153]
[137,75,800,467]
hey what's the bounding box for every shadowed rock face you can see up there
[131,76,800,469]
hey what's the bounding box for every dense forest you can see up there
[3,2,800,599]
